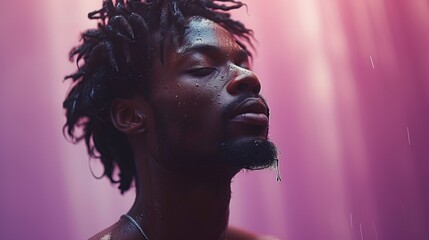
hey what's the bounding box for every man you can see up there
[64,0,279,239]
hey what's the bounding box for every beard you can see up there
[219,138,278,170]
[219,94,278,171]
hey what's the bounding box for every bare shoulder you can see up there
[226,226,280,240]
[88,218,139,240]
[88,222,119,240]
[89,223,279,240]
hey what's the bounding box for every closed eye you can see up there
[185,67,218,77]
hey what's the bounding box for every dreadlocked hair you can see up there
[63,0,253,194]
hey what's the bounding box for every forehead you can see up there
[176,16,241,54]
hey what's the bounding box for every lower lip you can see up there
[230,113,269,126]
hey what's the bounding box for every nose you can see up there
[226,65,261,95]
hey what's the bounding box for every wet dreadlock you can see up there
[63,0,253,194]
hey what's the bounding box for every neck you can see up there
[128,154,236,240]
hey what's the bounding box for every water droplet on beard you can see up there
[218,101,222,104]
[175,95,178,99]
[195,83,199,87]
[177,83,182,87]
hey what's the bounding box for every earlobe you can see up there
[111,99,147,134]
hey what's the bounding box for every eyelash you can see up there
[186,67,217,77]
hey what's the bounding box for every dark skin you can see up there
[90,17,278,240]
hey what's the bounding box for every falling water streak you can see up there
[360,223,364,240]
[275,158,282,182]
[370,56,375,69]
[373,221,380,240]
[350,213,353,229]
[406,126,411,145]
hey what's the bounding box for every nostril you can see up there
[252,85,261,94]
[226,66,261,95]
[237,83,249,92]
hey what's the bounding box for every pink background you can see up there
[1,0,429,239]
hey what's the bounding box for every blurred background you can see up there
[1,0,428,239]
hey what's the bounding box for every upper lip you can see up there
[230,98,269,118]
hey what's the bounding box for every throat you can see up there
[131,166,234,240]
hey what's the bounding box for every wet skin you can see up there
[91,17,274,240]
[148,16,269,170]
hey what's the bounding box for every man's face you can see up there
[146,17,276,171]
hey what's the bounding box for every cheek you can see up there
[153,82,224,140]
[175,85,221,129]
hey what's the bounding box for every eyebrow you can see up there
[178,43,249,62]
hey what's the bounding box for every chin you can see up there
[219,137,278,170]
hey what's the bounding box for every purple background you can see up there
[1,0,429,239]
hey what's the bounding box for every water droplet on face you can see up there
[218,101,222,104]
[195,83,199,87]
[175,95,178,99]
[177,83,182,87]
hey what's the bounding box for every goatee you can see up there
[220,138,278,170]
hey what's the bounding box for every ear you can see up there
[110,98,147,134]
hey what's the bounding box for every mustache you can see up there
[220,93,270,120]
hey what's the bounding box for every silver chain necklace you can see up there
[121,214,150,240]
